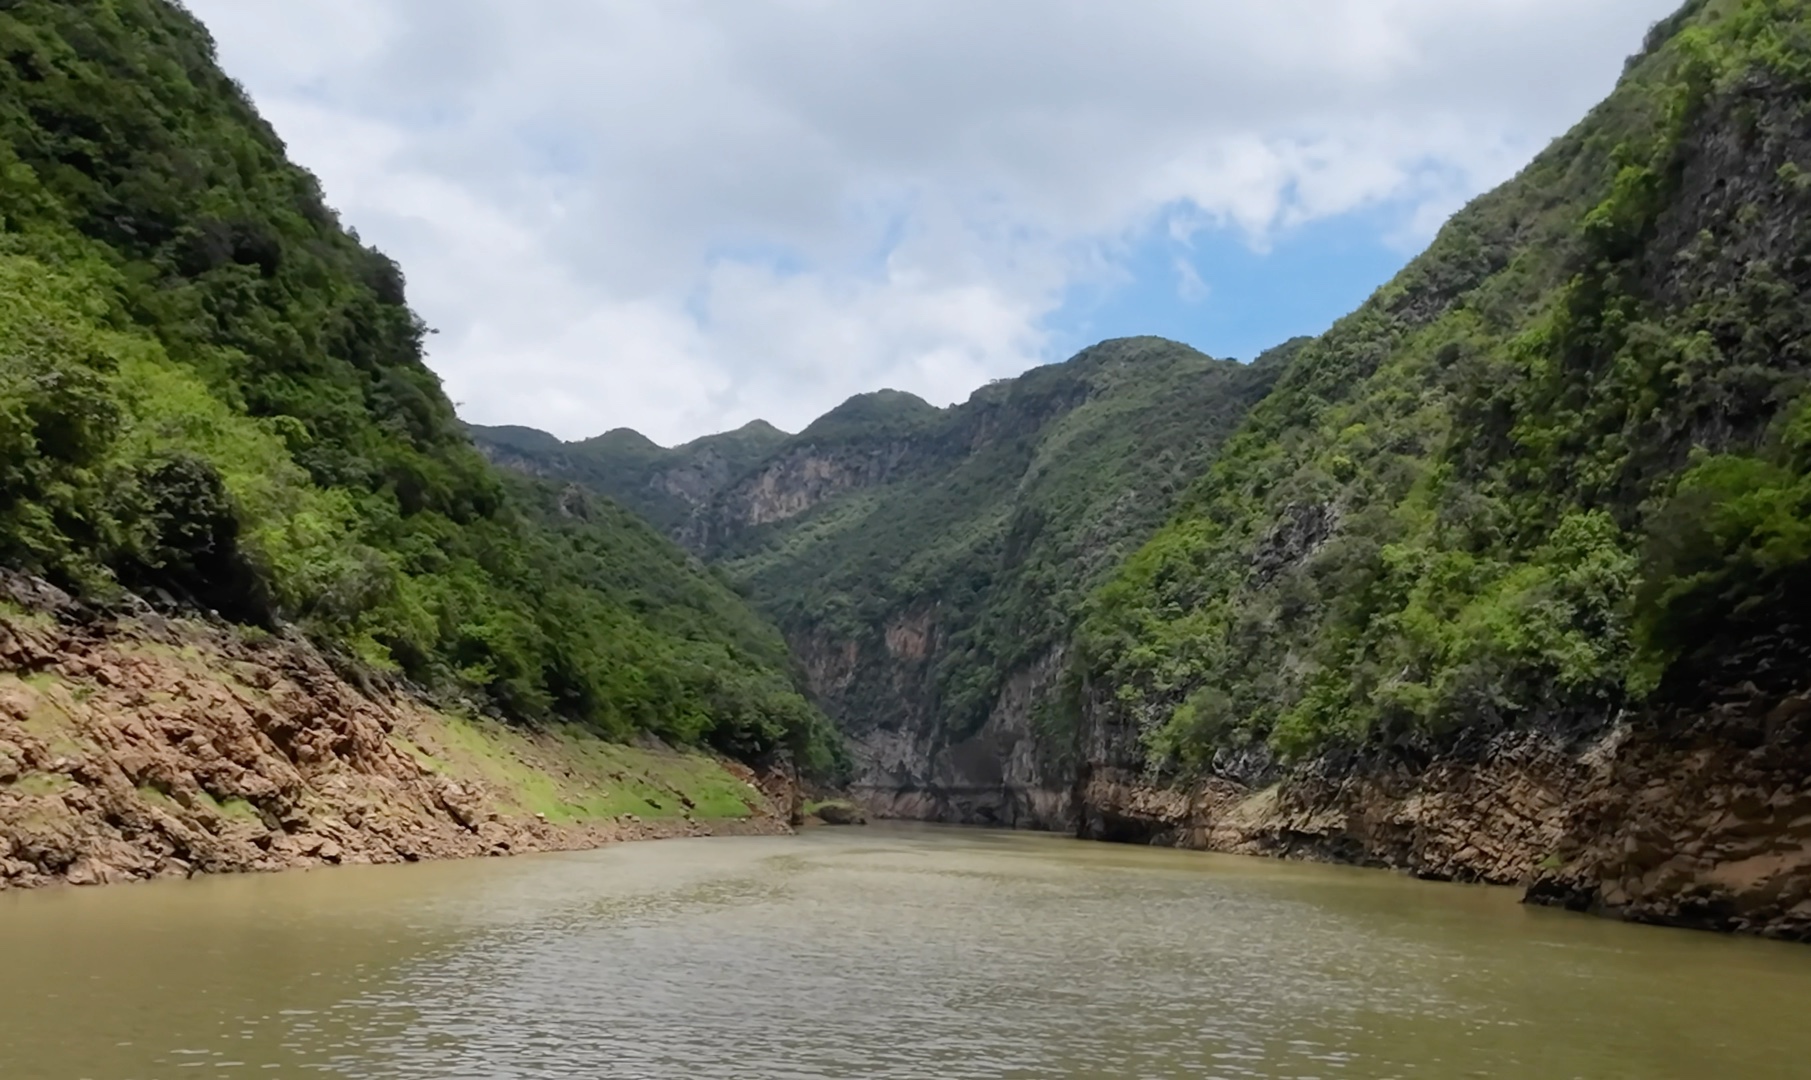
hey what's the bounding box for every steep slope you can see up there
[486,337,1289,823]
[719,338,1289,824]
[0,577,792,888]
[0,0,837,866]
[1071,0,1811,938]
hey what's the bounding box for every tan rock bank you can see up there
[0,578,793,890]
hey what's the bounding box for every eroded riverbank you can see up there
[1071,679,1811,941]
[0,594,793,889]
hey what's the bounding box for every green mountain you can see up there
[0,0,835,769]
[20,0,1809,933]
[1048,0,1811,934]
[481,0,1811,934]
[1079,0,1811,768]
[483,336,1290,820]
[468,419,792,537]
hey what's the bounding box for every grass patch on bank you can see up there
[197,790,263,823]
[121,640,205,667]
[0,600,53,631]
[394,711,766,824]
[1,772,76,797]
[130,782,263,827]
[135,783,180,813]
[1,672,92,759]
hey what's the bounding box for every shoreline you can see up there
[0,812,796,895]
[0,602,800,892]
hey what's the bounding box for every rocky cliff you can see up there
[484,339,1286,826]
[1058,0,1811,940]
[1070,658,1811,940]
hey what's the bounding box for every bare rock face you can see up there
[683,442,924,552]
[1075,728,1607,880]
[843,641,1072,831]
[655,446,735,510]
[0,598,792,890]
[812,801,867,826]
[1248,502,1339,588]
[1526,687,1811,940]
[1069,677,1811,942]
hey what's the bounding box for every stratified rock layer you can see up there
[1071,688,1811,942]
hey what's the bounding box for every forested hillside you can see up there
[0,0,835,769]
[469,419,791,538]
[716,338,1290,742]
[483,337,1290,821]
[1077,0,1811,771]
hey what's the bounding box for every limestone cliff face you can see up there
[1066,666,1811,941]
[842,634,1071,829]
[684,439,930,552]
[783,581,1073,830]
[679,378,1089,551]
[654,446,738,513]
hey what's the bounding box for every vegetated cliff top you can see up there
[1079,0,1811,769]
[796,389,943,443]
[467,418,796,535]
[0,0,838,770]
[470,336,1268,544]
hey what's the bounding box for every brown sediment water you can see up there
[3,823,1809,1079]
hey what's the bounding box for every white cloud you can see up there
[1174,259,1211,305]
[183,0,1682,444]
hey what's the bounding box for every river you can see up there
[2,824,1808,1079]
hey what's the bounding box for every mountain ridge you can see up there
[473,334,1296,823]
[474,0,1811,939]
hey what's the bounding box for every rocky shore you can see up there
[1070,687,1811,942]
[0,578,793,891]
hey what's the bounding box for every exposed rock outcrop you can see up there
[685,440,929,550]
[848,644,1071,829]
[1069,677,1811,942]
[0,588,791,890]
[1074,727,1607,881]
[1526,681,1811,938]
[810,801,868,826]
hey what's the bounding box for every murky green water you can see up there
[3,825,1810,1079]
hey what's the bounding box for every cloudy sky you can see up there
[186,0,1680,446]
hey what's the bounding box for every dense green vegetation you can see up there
[0,0,837,769]
[63,0,1797,807]
[491,337,1286,752]
[719,338,1288,738]
[468,419,790,537]
[1079,0,1811,767]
